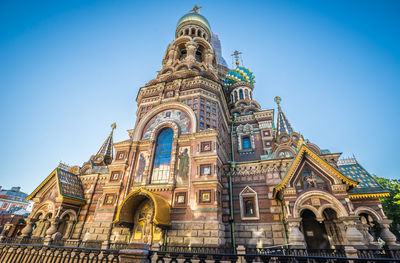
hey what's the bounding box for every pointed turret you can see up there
[96,123,116,159]
[274,96,294,136]
[91,123,116,166]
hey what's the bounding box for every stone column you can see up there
[185,40,198,65]
[378,219,398,246]
[204,49,214,68]
[341,216,365,247]
[44,219,58,245]
[361,224,375,246]
[20,218,35,238]
[287,218,306,248]
[120,242,150,263]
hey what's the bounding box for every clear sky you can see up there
[0,0,399,194]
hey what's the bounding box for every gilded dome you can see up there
[225,66,255,86]
[177,13,211,33]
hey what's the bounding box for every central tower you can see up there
[109,8,232,246]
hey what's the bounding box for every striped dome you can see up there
[225,66,255,86]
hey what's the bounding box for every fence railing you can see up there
[246,246,347,257]
[150,248,400,263]
[358,248,400,259]
[1,239,400,263]
[0,243,120,263]
[51,239,103,248]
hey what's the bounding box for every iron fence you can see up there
[358,248,400,259]
[0,237,44,245]
[246,246,347,257]
[0,243,119,263]
[159,244,235,254]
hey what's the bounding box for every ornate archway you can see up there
[113,188,170,245]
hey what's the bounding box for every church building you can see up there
[21,7,398,250]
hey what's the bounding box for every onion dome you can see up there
[225,66,255,86]
[177,13,211,33]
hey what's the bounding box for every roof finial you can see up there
[231,50,242,67]
[110,122,117,134]
[189,5,202,14]
[274,96,282,111]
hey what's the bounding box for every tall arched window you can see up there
[239,89,244,99]
[151,128,173,183]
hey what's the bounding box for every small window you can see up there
[200,122,204,127]
[239,90,244,99]
[200,110,204,115]
[200,104,205,109]
[239,186,259,220]
[242,137,251,149]
[200,116,204,120]
[244,198,255,216]
[206,106,210,111]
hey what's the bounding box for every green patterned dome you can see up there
[177,13,211,32]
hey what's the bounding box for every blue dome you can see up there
[225,66,255,86]
[177,13,211,32]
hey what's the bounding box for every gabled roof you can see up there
[274,144,358,198]
[27,167,85,205]
[338,159,390,199]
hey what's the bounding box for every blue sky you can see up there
[0,0,399,193]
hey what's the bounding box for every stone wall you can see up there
[166,221,226,246]
[70,221,113,241]
[231,222,286,247]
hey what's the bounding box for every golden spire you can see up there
[231,50,242,67]
[189,5,202,14]
[274,96,282,111]
[110,122,117,134]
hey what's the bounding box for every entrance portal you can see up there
[301,209,330,249]
[130,199,164,245]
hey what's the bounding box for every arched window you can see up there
[234,91,238,101]
[245,89,249,99]
[151,128,173,183]
[239,89,244,99]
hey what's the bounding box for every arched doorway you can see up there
[114,188,170,246]
[130,199,162,244]
[322,208,343,247]
[301,209,330,249]
[359,213,381,242]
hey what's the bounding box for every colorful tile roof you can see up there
[338,160,389,197]
[27,167,85,205]
[56,168,85,203]
[276,109,294,136]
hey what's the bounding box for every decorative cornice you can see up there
[349,193,390,199]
